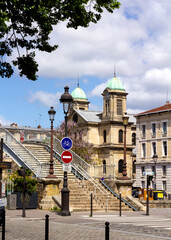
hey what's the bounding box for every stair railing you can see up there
[70,164,109,211]
[44,132,91,173]
[100,180,138,212]
[0,128,42,178]
[44,145,109,211]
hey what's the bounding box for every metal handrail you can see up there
[76,164,109,197]
[3,142,41,178]
[44,132,90,172]
[100,180,138,211]
[2,128,41,166]
[45,145,109,210]
[0,128,42,177]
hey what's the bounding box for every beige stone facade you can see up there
[135,102,171,194]
[69,79,136,180]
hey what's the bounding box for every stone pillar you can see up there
[39,178,61,210]
[7,194,17,210]
[115,179,134,198]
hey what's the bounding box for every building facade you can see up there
[69,77,136,180]
[135,101,171,193]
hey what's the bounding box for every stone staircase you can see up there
[24,143,132,212]
[24,143,75,179]
[58,179,131,212]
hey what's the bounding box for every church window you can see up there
[118,159,123,173]
[103,130,107,143]
[103,160,106,174]
[117,99,122,115]
[133,160,136,174]
[105,99,110,116]
[73,113,78,123]
[119,130,123,143]
[132,133,136,145]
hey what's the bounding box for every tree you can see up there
[11,167,38,195]
[55,121,95,163]
[0,0,120,80]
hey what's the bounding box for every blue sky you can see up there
[1,0,171,128]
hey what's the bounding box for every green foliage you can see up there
[55,121,96,163]
[0,0,120,80]
[12,167,38,195]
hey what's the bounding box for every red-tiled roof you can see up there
[137,102,171,116]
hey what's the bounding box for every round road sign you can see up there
[61,151,73,164]
[61,137,72,150]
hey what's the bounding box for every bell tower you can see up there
[71,84,90,111]
[102,75,128,122]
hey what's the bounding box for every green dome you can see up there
[71,87,87,100]
[107,77,125,91]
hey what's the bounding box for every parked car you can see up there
[132,187,139,198]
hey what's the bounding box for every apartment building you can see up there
[135,101,171,193]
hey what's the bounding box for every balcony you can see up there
[151,133,156,138]
[141,134,146,139]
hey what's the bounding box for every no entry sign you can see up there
[61,151,73,164]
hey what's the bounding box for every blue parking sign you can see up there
[61,137,72,150]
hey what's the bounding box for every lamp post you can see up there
[60,86,73,216]
[46,106,56,178]
[119,115,130,180]
[17,168,26,217]
[153,154,158,190]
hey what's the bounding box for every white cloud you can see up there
[29,91,61,107]
[32,0,171,114]
[0,115,12,125]
[89,82,106,97]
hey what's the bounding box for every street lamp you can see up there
[153,154,158,190]
[60,86,73,216]
[119,115,130,180]
[46,106,56,178]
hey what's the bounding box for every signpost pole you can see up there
[146,175,149,216]
[0,138,3,198]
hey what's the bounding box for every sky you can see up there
[0,0,171,128]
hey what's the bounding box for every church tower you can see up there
[102,75,128,122]
[71,84,90,111]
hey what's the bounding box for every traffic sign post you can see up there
[62,164,71,172]
[61,151,73,164]
[61,137,72,150]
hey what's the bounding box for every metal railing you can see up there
[45,145,109,210]
[0,128,42,178]
[100,180,138,211]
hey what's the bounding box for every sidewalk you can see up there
[4,209,171,240]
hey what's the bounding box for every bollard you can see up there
[45,215,49,240]
[119,192,121,217]
[105,222,109,240]
[1,207,5,240]
[90,192,93,217]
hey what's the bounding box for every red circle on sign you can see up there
[61,151,73,164]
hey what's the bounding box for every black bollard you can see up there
[2,207,5,240]
[119,192,121,217]
[45,215,49,240]
[105,222,109,240]
[90,192,93,217]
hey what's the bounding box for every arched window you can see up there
[103,130,107,143]
[133,160,136,174]
[118,159,123,173]
[119,130,123,143]
[103,160,106,174]
[132,133,136,145]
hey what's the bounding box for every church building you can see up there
[69,75,136,180]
